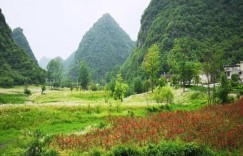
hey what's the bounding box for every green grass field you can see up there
[0,85,224,155]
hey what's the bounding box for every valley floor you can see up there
[0,86,242,155]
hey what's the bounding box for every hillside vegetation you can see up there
[70,13,135,83]
[121,0,243,81]
[0,9,45,87]
[12,27,38,63]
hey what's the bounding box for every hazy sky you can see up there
[0,0,151,60]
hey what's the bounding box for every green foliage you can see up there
[157,77,167,87]
[146,104,172,113]
[47,59,64,89]
[143,80,151,92]
[107,141,215,156]
[142,44,160,92]
[190,92,206,100]
[41,85,46,94]
[79,61,90,90]
[153,86,174,104]
[0,11,45,86]
[113,74,128,102]
[24,86,31,95]
[170,74,179,86]
[216,73,231,103]
[25,130,58,156]
[121,0,243,83]
[0,93,27,104]
[90,83,98,91]
[168,38,201,87]
[70,13,135,83]
[112,145,143,156]
[230,74,241,87]
[0,77,14,88]
[133,77,144,94]
[146,141,215,156]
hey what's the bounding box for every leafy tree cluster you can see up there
[113,74,128,102]
[0,10,45,87]
[47,59,64,88]
[78,61,90,90]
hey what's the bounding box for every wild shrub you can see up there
[190,92,205,100]
[153,86,174,104]
[157,77,167,87]
[146,141,215,156]
[41,84,46,94]
[230,74,240,87]
[25,130,58,156]
[90,83,98,91]
[112,145,143,156]
[113,74,128,101]
[24,85,31,95]
[215,73,231,103]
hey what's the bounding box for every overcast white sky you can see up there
[0,0,150,60]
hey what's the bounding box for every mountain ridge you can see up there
[12,27,38,63]
[0,9,45,86]
[70,13,135,83]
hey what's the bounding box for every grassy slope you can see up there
[0,86,208,155]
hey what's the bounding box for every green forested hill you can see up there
[0,9,45,86]
[70,13,135,83]
[12,27,38,63]
[121,0,243,81]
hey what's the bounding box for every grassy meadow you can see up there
[0,86,242,155]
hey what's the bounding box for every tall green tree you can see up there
[78,61,90,90]
[133,77,143,94]
[168,38,200,91]
[47,59,63,88]
[216,73,231,104]
[142,44,160,93]
[201,42,223,105]
[113,74,128,102]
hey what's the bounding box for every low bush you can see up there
[146,105,172,113]
[41,85,46,94]
[190,92,205,100]
[153,86,174,104]
[25,130,59,156]
[146,141,215,156]
[112,145,143,156]
[24,86,31,95]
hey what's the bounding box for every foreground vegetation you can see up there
[53,99,243,154]
[0,85,242,155]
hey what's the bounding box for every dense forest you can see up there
[0,9,45,87]
[121,0,243,82]
[12,27,38,63]
[69,13,135,83]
